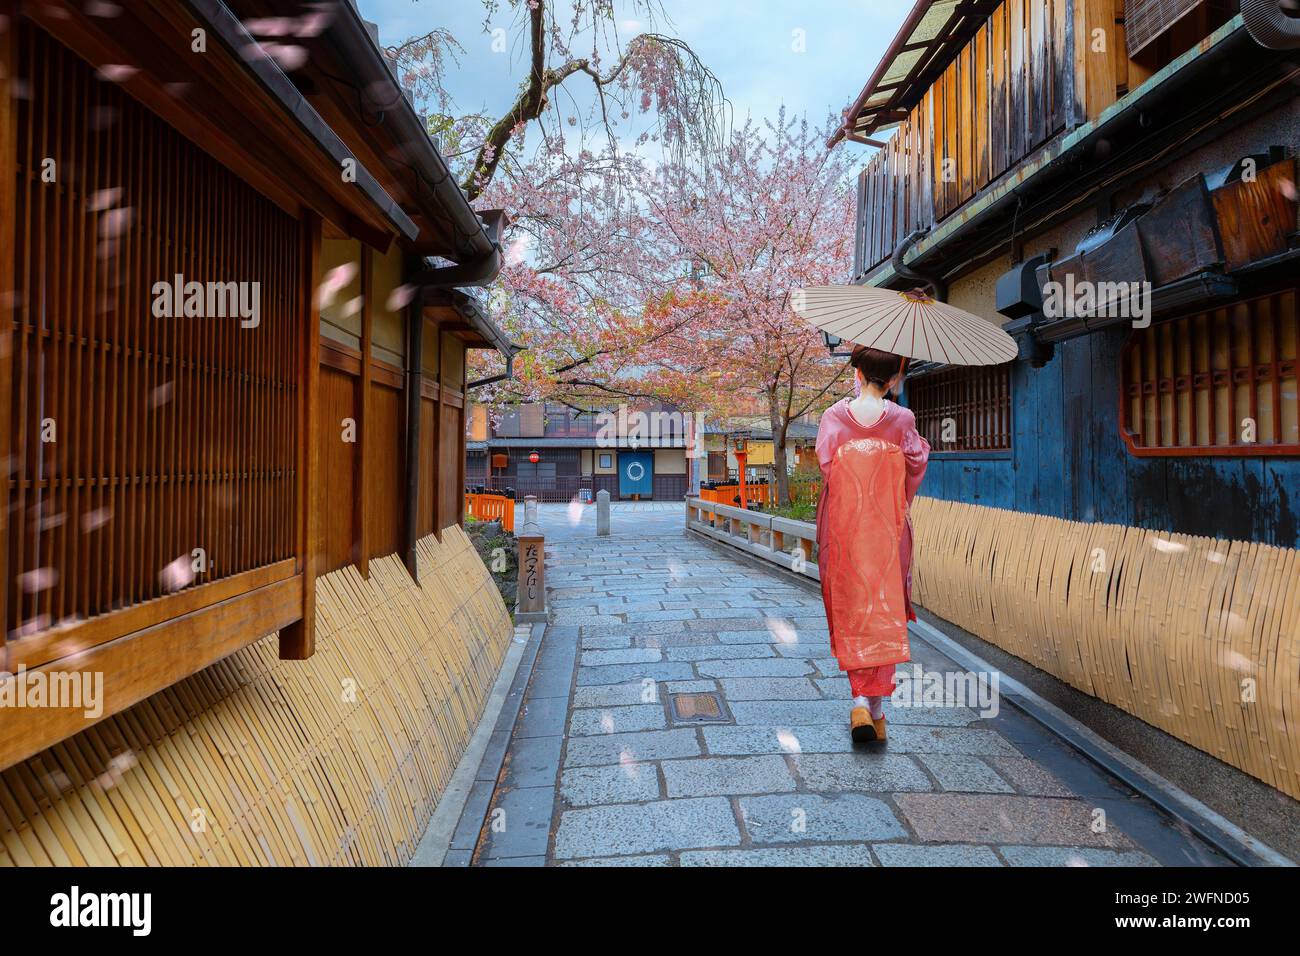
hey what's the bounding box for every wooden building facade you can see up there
[834,0,1300,798]
[0,1,515,863]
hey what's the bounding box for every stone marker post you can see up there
[596,488,611,537]
[514,499,547,623]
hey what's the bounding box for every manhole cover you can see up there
[670,692,731,724]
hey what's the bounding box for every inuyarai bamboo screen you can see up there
[909,364,1012,452]
[5,27,300,650]
[1122,290,1300,453]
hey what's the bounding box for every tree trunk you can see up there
[769,399,790,507]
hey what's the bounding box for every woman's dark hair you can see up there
[849,346,907,391]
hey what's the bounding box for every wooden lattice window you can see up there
[908,365,1012,452]
[1121,290,1300,456]
[4,28,302,651]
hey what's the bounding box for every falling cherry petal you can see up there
[19,568,58,593]
[90,187,122,211]
[159,556,195,593]
[98,207,134,239]
[96,64,138,83]
[386,284,415,312]
[82,507,113,532]
[319,262,358,307]
[150,382,174,407]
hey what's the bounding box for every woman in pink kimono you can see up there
[815,346,929,743]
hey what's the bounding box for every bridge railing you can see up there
[465,493,516,533]
[685,497,819,582]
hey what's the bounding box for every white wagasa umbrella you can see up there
[792,285,1018,365]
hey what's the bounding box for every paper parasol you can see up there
[792,285,1018,365]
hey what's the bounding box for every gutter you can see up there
[184,0,417,241]
[327,0,497,264]
[449,290,518,358]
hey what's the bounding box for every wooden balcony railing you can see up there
[854,0,1164,278]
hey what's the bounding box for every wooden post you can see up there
[432,321,443,540]
[401,297,423,581]
[514,497,546,623]
[455,347,466,530]
[0,10,15,672]
[280,212,322,660]
[356,244,372,578]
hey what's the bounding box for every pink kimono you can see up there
[815,399,930,697]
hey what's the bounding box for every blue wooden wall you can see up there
[907,326,1300,548]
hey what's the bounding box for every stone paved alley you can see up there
[455,503,1228,867]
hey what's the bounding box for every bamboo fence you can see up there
[0,527,512,866]
[911,496,1300,799]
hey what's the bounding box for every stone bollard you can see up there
[514,507,547,624]
[596,488,611,537]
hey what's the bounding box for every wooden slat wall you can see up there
[6,26,299,652]
[1,14,17,671]
[418,395,437,538]
[912,497,1300,800]
[1122,289,1300,453]
[317,365,359,573]
[855,0,1133,277]
[0,528,514,866]
[440,399,463,537]
[366,381,405,561]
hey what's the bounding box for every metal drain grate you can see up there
[670,691,731,724]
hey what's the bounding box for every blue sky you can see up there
[357,0,913,162]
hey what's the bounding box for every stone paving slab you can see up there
[872,844,1003,867]
[666,644,775,661]
[696,658,816,678]
[472,503,1219,867]
[560,764,661,807]
[661,756,796,798]
[893,793,1136,848]
[718,677,823,700]
[560,855,672,867]
[918,754,1015,793]
[554,797,741,859]
[572,683,653,708]
[576,662,696,686]
[738,794,907,844]
[568,705,667,736]
[998,845,1158,867]
[564,729,702,767]
[681,845,877,867]
[791,753,933,792]
[580,648,663,666]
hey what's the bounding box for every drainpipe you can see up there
[402,296,425,580]
[401,229,504,579]
[892,228,948,302]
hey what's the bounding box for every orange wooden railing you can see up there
[464,493,516,533]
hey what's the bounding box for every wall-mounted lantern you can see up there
[824,332,856,358]
[528,451,540,465]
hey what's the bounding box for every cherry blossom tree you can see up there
[638,110,857,503]
[390,0,728,200]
